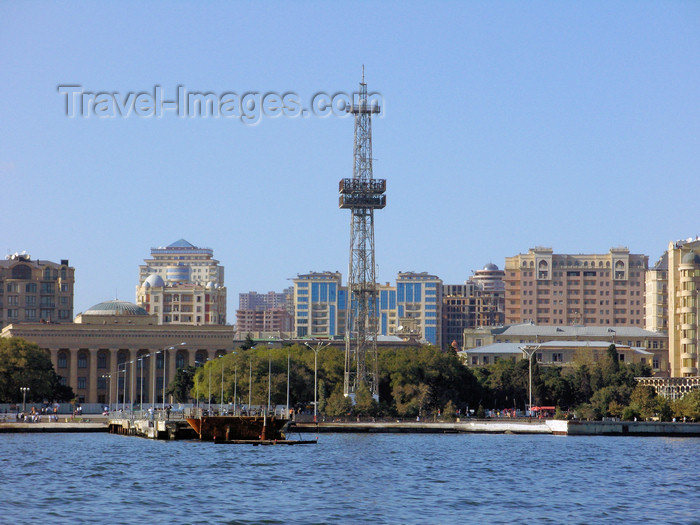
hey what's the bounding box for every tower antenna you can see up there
[339,70,385,399]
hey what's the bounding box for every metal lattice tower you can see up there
[340,70,385,398]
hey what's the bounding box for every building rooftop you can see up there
[83,300,149,316]
[484,322,663,338]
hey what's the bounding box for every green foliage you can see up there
[325,386,352,416]
[392,383,430,417]
[672,390,700,421]
[442,400,457,421]
[0,337,74,403]
[476,404,485,418]
[240,333,256,351]
[354,381,379,416]
[167,365,195,403]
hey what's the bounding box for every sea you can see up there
[1,432,698,524]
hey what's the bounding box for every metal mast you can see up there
[340,69,385,398]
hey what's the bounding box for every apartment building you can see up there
[442,264,505,350]
[666,238,700,377]
[0,253,74,328]
[645,253,668,333]
[504,247,648,326]
[135,239,226,325]
[292,271,443,346]
[293,272,345,338]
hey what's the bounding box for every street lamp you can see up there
[101,374,112,412]
[267,344,272,416]
[220,354,225,415]
[520,344,540,416]
[20,387,29,413]
[137,355,144,413]
[119,360,131,413]
[248,356,253,415]
[305,341,331,422]
[163,342,186,411]
[233,357,238,416]
[208,357,212,413]
[151,351,161,410]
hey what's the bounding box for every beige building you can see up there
[644,253,668,333]
[460,340,665,374]
[1,300,235,405]
[504,247,648,326]
[0,253,74,328]
[463,322,668,374]
[666,238,700,377]
[136,239,226,325]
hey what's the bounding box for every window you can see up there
[97,353,107,369]
[78,353,88,368]
[77,377,87,390]
[483,356,489,364]
[58,352,68,368]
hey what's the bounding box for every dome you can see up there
[83,300,149,316]
[206,281,216,289]
[143,274,165,288]
[483,263,499,271]
[681,252,700,265]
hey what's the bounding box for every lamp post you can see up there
[305,341,331,422]
[208,358,212,413]
[101,374,112,412]
[229,352,237,415]
[520,344,540,415]
[130,358,135,415]
[163,342,186,411]
[20,387,29,413]
[248,357,252,414]
[220,355,225,415]
[286,348,290,420]
[151,351,160,409]
[119,361,131,413]
[233,360,238,416]
[267,346,272,416]
[138,356,144,413]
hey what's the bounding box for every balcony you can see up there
[339,194,386,209]
[339,178,386,194]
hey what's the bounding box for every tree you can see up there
[354,381,379,417]
[442,400,457,421]
[240,333,256,351]
[167,366,195,403]
[325,386,352,417]
[0,337,74,403]
[672,390,700,422]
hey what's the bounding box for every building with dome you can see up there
[1,298,235,405]
[136,239,227,325]
[441,264,505,350]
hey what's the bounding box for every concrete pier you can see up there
[108,417,196,440]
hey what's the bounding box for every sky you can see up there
[1,1,699,317]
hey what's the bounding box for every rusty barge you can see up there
[185,410,316,445]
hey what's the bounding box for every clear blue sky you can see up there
[1,1,699,316]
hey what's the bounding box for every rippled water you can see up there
[1,432,698,524]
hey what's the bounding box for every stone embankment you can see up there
[292,419,700,437]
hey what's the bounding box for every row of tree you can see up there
[1,337,697,422]
[173,343,700,421]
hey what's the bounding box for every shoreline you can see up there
[2,418,699,437]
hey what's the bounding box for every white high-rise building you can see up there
[136,239,226,325]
